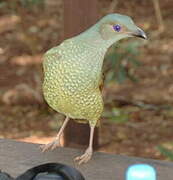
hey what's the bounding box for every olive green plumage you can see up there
[42,13,146,127]
[43,38,105,126]
[42,13,146,164]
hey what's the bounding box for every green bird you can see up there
[41,13,147,164]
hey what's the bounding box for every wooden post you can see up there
[63,0,99,149]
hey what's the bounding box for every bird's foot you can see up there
[74,147,93,165]
[40,136,60,152]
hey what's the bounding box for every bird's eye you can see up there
[113,24,121,32]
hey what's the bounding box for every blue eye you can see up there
[113,24,121,32]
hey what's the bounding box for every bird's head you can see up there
[97,13,147,42]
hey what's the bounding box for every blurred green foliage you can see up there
[0,0,45,10]
[19,0,45,7]
[0,1,6,8]
[104,40,144,123]
[157,145,173,161]
[103,107,129,123]
[105,40,143,84]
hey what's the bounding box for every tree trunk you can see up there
[63,0,99,149]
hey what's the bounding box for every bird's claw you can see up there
[74,148,93,165]
[40,137,60,152]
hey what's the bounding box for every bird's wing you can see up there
[99,72,105,92]
[42,38,72,70]
[42,46,62,72]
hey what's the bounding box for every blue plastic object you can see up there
[126,164,156,180]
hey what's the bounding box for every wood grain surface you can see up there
[0,139,173,180]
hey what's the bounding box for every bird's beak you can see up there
[133,28,147,39]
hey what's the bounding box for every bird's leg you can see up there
[75,125,95,164]
[40,116,70,152]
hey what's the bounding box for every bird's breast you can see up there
[43,40,106,102]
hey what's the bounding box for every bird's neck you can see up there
[74,28,120,54]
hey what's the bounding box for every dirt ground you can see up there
[0,0,173,161]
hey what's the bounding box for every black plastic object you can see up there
[0,163,85,180]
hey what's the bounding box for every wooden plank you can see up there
[63,0,99,149]
[0,139,173,180]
